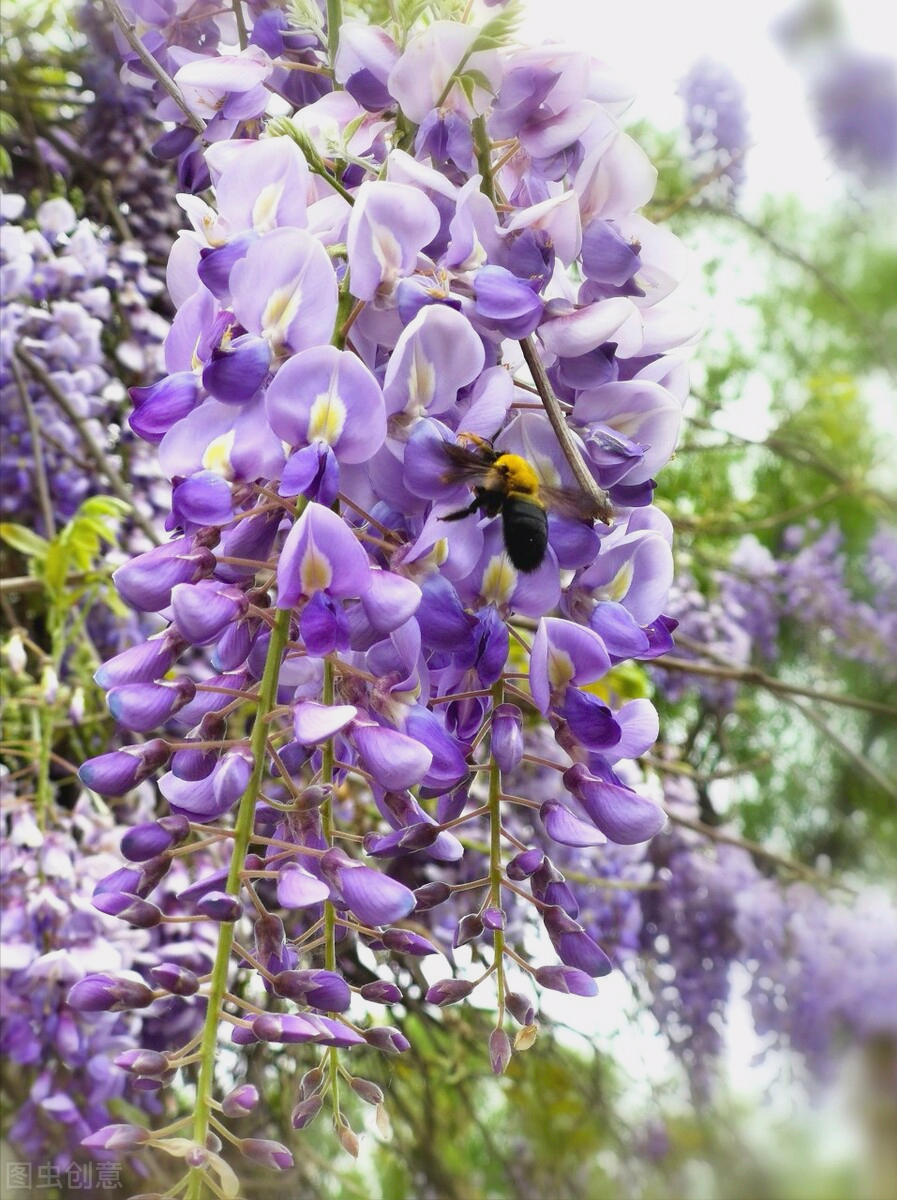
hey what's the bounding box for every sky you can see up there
[521,0,897,206]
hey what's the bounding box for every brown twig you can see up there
[653,650,897,719]
[10,356,56,538]
[12,346,161,545]
[518,337,613,524]
[102,0,206,135]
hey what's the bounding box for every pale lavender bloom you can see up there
[346,181,441,302]
[266,345,386,463]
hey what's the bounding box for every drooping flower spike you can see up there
[70,0,700,1182]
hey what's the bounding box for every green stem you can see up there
[230,0,248,51]
[472,116,496,204]
[326,0,342,73]
[187,603,292,1200]
[319,657,342,1122]
[488,681,506,1018]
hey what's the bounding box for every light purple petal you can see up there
[360,570,422,632]
[277,863,331,909]
[214,136,310,233]
[265,345,386,463]
[338,863,416,926]
[230,228,338,353]
[293,701,358,744]
[383,304,485,418]
[578,530,673,625]
[538,297,642,359]
[529,617,612,714]
[346,180,441,302]
[276,502,373,609]
[540,800,607,847]
[350,722,433,790]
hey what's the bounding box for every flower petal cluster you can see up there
[71,0,703,1169]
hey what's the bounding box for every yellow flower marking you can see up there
[202,430,236,479]
[481,553,517,606]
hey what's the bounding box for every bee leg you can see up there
[440,496,483,522]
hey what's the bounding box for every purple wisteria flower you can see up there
[63,0,705,1180]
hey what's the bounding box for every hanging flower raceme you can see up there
[72,0,699,1184]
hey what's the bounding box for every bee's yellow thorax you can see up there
[493,454,540,497]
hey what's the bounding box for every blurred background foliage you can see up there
[1,0,895,1197]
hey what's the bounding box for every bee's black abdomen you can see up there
[502,497,549,572]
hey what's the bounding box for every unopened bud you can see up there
[4,632,26,676]
[291,1095,323,1129]
[41,665,59,704]
[489,1028,512,1075]
[335,1118,360,1158]
[348,1077,384,1106]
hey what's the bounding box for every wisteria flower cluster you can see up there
[68,0,704,1184]
[678,57,750,203]
[0,193,168,536]
[0,779,216,1171]
[657,521,897,713]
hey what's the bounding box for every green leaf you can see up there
[0,523,50,560]
[79,496,131,520]
[461,68,496,98]
[42,540,71,596]
[468,0,523,52]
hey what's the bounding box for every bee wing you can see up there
[539,481,612,523]
[440,440,494,486]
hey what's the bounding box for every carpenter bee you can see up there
[439,435,609,573]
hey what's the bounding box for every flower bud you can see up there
[81,1123,152,1151]
[92,893,162,928]
[489,1028,512,1075]
[68,973,156,1012]
[533,965,599,997]
[114,1049,170,1077]
[348,1077,384,1106]
[252,1013,318,1044]
[149,963,199,996]
[171,580,249,645]
[120,815,190,862]
[358,980,402,1004]
[94,629,186,689]
[106,678,196,733]
[336,1119,360,1158]
[413,881,452,911]
[364,1026,410,1054]
[482,907,505,931]
[238,1139,293,1171]
[380,928,438,956]
[113,536,216,612]
[69,686,85,724]
[273,969,351,1011]
[78,740,171,796]
[196,891,242,922]
[426,978,475,1007]
[299,1068,325,1100]
[222,1085,259,1118]
[4,632,26,675]
[506,848,544,880]
[506,991,536,1027]
[453,913,483,948]
[41,665,59,704]
[490,703,524,772]
[291,1095,323,1129]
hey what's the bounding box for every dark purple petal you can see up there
[129,372,201,443]
[563,763,666,844]
[106,679,196,732]
[533,965,599,996]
